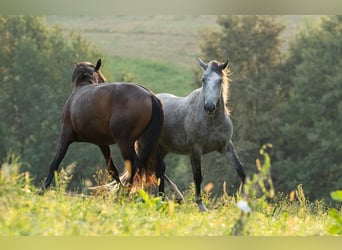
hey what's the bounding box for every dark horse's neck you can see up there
[72,80,96,92]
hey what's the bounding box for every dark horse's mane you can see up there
[71,61,107,88]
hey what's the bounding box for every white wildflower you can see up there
[237,200,251,214]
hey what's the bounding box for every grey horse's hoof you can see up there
[197,199,208,212]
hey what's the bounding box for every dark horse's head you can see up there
[72,59,106,89]
[196,58,229,115]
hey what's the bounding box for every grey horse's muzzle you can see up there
[204,101,216,115]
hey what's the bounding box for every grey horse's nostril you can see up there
[204,102,216,114]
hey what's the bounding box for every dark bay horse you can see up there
[44,59,165,194]
[157,58,246,211]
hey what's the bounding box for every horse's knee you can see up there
[239,168,246,183]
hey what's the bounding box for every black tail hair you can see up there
[135,95,164,179]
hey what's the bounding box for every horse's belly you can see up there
[77,133,115,145]
[201,137,228,154]
[70,112,115,145]
[160,119,231,155]
[159,118,192,155]
[160,136,192,155]
[74,127,115,145]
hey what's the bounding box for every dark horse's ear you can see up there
[220,60,229,70]
[95,59,102,71]
[196,58,208,70]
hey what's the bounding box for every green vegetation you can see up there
[329,190,342,235]
[275,16,342,199]
[0,16,341,236]
[0,157,338,236]
[0,16,103,186]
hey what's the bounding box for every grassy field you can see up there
[46,15,320,66]
[1,158,339,236]
[45,15,321,96]
[103,56,195,96]
[46,15,218,69]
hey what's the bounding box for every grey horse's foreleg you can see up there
[190,152,208,212]
[222,140,246,184]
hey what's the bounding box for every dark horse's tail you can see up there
[121,95,164,189]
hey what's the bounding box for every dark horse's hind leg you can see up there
[190,150,208,212]
[98,145,121,184]
[116,141,137,185]
[44,129,75,189]
[221,140,246,185]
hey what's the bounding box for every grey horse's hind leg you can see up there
[159,146,184,203]
[164,174,184,203]
[190,152,208,212]
[222,140,246,184]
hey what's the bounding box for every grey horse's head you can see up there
[196,58,229,115]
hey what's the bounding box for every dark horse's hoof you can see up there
[37,183,48,196]
[37,187,46,196]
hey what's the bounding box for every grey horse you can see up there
[158,58,246,211]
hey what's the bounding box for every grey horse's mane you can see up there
[211,60,231,115]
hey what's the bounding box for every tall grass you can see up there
[0,152,338,236]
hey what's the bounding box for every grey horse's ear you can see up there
[196,58,208,69]
[220,60,229,70]
[95,59,102,71]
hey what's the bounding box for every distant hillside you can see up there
[46,15,321,68]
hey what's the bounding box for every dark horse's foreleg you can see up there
[44,130,74,189]
[222,140,246,184]
[190,150,208,212]
[98,145,121,184]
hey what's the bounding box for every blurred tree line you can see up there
[0,16,340,201]
[0,16,105,187]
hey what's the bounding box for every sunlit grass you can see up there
[0,155,338,236]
